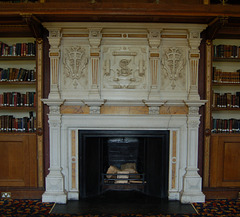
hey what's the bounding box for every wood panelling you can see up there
[210,135,240,188]
[0,134,37,187]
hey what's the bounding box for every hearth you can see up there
[79,130,169,199]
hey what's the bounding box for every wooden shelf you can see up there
[0,56,35,61]
[211,133,240,137]
[212,107,240,111]
[213,57,240,62]
[0,106,36,110]
[212,82,240,86]
[0,132,36,135]
[0,81,36,85]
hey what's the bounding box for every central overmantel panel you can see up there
[43,22,206,107]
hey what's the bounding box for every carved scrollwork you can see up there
[162,47,186,90]
[63,46,88,88]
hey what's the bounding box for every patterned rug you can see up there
[0,199,239,217]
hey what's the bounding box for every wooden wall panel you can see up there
[0,134,37,187]
[210,135,240,188]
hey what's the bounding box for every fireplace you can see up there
[79,130,169,199]
[42,22,207,204]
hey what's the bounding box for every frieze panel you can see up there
[102,46,148,90]
[62,46,89,90]
[161,47,186,91]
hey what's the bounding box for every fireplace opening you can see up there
[79,130,169,199]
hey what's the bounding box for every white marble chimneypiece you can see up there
[42,22,207,204]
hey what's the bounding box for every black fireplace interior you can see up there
[79,130,169,199]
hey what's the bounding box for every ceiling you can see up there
[0,1,240,38]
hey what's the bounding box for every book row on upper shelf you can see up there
[213,44,240,59]
[212,67,240,84]
[0,112,36,133]
[0,92,36,107]
[212,118,240,134]
[212,92,240,109]
[0,41,36,57]
[0,68,36,82]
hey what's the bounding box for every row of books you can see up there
[0,41,36,57]
[213,44,240,59]
[0,113,36,132]
[0,92,36,107]
[212,92,240,108]
[212,118,240,134]
[212,67,240,83]
[0,68,36,82]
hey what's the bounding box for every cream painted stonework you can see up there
[42,22,207,204]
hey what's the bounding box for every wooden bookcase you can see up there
[204,39,240,198]
[0,37,43,197]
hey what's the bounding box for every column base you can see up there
[180,192,205,204]
[181,173,205,203]
[42,191,67,204]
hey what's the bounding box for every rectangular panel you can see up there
[210,135,240,187]
[0,134,37,187]
[0,136,28,186]
[223,142,240,182]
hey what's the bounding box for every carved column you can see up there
[88,28,102,99]
[181,101,205,203]
[188,30,202,100]
[48,28,61,99]
[148,29,161,100]
[42,28,67,203]
[42,100,66,203]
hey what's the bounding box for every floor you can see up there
[51,191,196,215]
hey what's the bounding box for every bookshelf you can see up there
[204,39,240,193]
[0,37,43,191]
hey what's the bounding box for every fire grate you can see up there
[102,173,146,191]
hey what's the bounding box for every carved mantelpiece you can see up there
[42,22,207,204]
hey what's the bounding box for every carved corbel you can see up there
[21,13,44,39]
